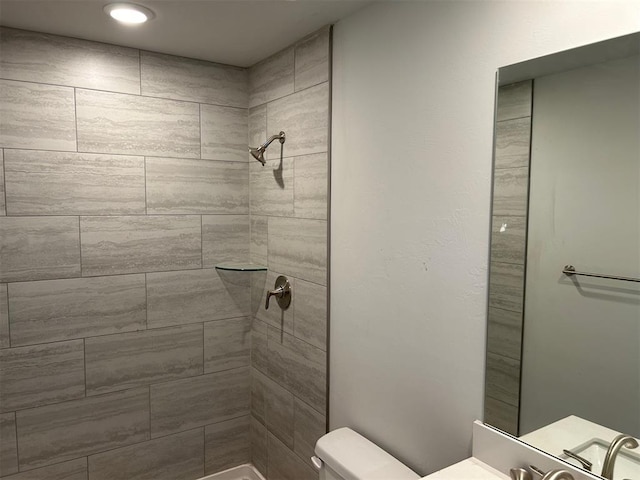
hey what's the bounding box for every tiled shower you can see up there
[0,25,329,480]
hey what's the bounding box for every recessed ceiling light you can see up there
[104,3,155,25]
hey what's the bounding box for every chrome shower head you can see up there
[249,146,266,165]
[248,131,286,165]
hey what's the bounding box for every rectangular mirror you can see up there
[484,31,640,480]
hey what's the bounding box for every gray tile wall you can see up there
[0,26,253,480]
[248,26,330,479]
[484,80,533,435]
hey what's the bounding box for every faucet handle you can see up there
[529,467,574,480]
[562,449,592,471]
[510,467,533,480]
[265,275,291,310]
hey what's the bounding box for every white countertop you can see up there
[519,415,636,458]
[421,457,509,480]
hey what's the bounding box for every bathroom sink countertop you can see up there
[421,457,509,480]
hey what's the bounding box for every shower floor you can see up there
[200,464,266,480]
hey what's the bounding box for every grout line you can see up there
[0,76,250,110]
[0,146,255,163]
[248,79,328,111]
[13,411,20,471]
[200,215,204,268]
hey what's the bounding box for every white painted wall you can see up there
[330,2,640,475]
[520,55,640,436]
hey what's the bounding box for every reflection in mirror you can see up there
[484,32,640,480]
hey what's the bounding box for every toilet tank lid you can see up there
[315,427,420,480]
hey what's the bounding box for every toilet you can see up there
[312,427,421,480]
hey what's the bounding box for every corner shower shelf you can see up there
[214,263,267,272]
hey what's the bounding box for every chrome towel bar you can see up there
[562,265,640,283]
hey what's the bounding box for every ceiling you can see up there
[0,0,371,67]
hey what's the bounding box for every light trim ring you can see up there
[104,3,155,24]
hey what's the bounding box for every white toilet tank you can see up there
[313,427,420,480]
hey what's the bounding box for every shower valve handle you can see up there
[265,276,292,310]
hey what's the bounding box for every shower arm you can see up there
[259,131,286,150]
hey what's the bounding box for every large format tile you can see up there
[255,271,294,334]
[485,352,520,408]
[295,28,330,91]
[250,158,294,216]
[294,398,326,470]
[488,262,525,313]
[204,317,250,373]
[150,367,250,437]
[494,117,531,170]
[249,48,294,108]
[89,428,204,480]
[0,79,76,151]
[1,458,87,480]
[267,433,316,480]
[250,215,268,266]
[0,340,85,412]
[268,217,327,285]
[487,307,523,361]
[8,275,146,347]
[80,215,201,276]
[497,80,532,122]
[251,416,268,476]
[0,412,18,476]
[202,215,250,267]
[251,369,294,449]
[0,216,80,282]
[141,51,248,107]
[294,279,327,351]
[251,320,270,375]
[484,396,519,436]
[294,153,328,219]
[492,167,529,216]
[267,328,326,414]
[146,157,249,214]
[4,150,145,215]
[76,89,199,158]
[248,105,266,162]
[205,416,250,474]
[16,387,149,470]
[490,216,526,265]
[201,104,248,162]
[266,83,329,160]
[146,269,245,329]
[0,284,8,349]
[0,27,140,94]
[85,324,203,395]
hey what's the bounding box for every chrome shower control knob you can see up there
[265,275,291,310]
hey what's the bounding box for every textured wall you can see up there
[331,2,640,476]
[0,27,252,479]
[247,27,330,480]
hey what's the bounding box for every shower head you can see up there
[249,146,266,165]
[249,131,286,165]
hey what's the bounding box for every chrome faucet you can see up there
[601,434,639,480]
[529,465,574,480]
